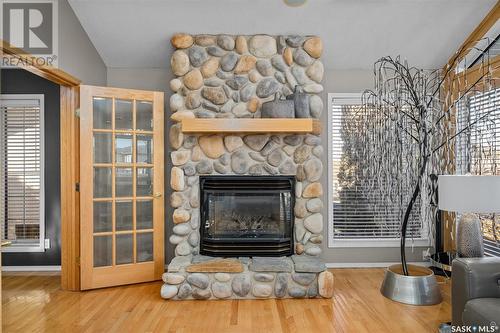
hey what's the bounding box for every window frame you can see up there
[1,94,45,253]
[455,88,500,257]
[327,93,429,248]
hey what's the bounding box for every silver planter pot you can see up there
[380,264,442,306]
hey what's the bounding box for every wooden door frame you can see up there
[2,40,82,290]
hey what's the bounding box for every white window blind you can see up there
[1,95,45,252]
[329,94,423,244]
[456,88,500,257]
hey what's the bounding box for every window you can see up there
[456,88,500,257]
[327,94,426,247]
[1,95,45,252]
[455,26,500,74]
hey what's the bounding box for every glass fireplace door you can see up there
[204,191,291,240]
[199,176,294,257]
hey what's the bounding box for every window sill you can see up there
[2,245,45,253]
[328,238,430,248]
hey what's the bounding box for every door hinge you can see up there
[75,182,80,192]
[75,108,80,118]
[76,256,81,266]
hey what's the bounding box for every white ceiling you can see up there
[68,0,497,70]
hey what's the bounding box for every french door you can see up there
[80,85,164,290]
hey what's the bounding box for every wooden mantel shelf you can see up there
[181,118,321,135]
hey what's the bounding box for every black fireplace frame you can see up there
[199,175,295,257]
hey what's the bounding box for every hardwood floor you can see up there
[2,268,451,333]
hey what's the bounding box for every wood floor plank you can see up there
[2,269,451,333]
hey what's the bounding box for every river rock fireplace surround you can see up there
[161,33,333,300]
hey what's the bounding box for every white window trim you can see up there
[0,94,45,253]
[327,93,429,248]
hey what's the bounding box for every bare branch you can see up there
[432,105,498,154]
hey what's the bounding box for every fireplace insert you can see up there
[199,176,294,257]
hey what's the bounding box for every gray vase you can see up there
[456,213,484,258]
[287,85,310,118]
[261,92,295,118]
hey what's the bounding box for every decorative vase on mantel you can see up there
[261,92,295,118]
[287,85,310,118]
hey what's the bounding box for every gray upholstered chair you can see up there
[452,257,500,327]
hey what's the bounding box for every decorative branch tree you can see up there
[360,46,498,275]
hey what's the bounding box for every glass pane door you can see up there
[92,97,154,267]
[80,86,163,290]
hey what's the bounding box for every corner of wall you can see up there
[58,0,107,85]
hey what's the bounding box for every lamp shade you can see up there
[438,175,500,213]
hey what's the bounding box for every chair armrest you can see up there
[452,257,500,326]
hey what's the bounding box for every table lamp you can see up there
[438,175,500,258]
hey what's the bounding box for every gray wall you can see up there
[58,0,106,85]
[107,68,170,92]
[107,65,429,265]
[323,69,374,93]
[1,69,62,266]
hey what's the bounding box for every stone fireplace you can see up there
[200,175,294,257]
[161,33,333,300]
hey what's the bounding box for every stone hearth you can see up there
[162,33,331,300]
[161,255,333,300]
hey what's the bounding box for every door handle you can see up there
[154,192,162,198]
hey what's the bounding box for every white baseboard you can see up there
[0,263,430,272]
[164,262,430,270]
[325,261,430,268]
[2,265,61,272]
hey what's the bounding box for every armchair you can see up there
[452,257,500,327]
